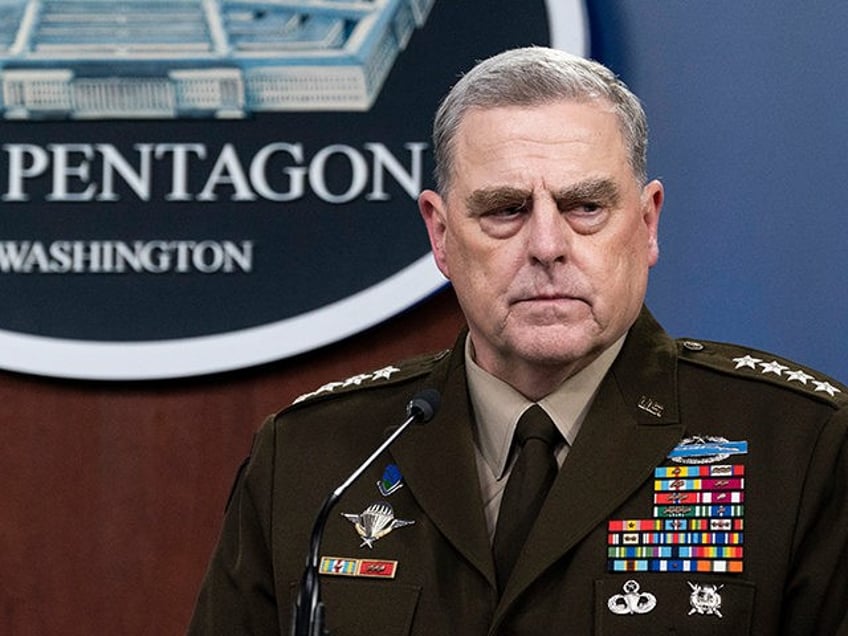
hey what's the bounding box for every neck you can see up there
[465,333,627,402]
[496,358,597,401]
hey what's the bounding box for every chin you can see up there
[510,327,600,366]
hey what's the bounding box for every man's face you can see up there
[419,99,663,392]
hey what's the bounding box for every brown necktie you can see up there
[492,404,562,592]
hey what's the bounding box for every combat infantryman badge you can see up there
[607,579,657,615]
[341,502,414,548]
[688,581,723,618]
[668,436,748,465]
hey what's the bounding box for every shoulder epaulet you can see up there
[289,348,451,407]
[675,338,847,406]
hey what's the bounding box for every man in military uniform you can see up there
[188,47,847,635]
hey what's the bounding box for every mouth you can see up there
[512,293,584,305]
[509,295,590,321]
[507,297,588,330]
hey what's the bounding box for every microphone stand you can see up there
[291,393,438,636]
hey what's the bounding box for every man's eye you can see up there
[567,202,607,221]
[564,202,609,233]
[477,202,528,238]
[569,202,601,215]
[489,202,529,218]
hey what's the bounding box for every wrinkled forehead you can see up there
[451,100,634,184]
[446,97,635,188]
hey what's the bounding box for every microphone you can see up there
[406,388,440,423]
[291,389,441,636]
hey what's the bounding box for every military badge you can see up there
[341,502,414,548]
[668,435,748,465]
[607,579,657,615]
[377,463,404,496]
[637,395,665,418]
[688,581,723,618]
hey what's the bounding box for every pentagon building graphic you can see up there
[0,0,435,119]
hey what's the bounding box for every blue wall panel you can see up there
[590,2,847,380]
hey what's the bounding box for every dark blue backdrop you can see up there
[590,2,848,381]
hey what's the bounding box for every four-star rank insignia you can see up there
[731,354,843,397]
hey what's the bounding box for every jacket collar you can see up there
[392,307,683,612]
[390,333,498,588]
[494,307,683,621]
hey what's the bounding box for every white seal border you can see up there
[0,1,589,381]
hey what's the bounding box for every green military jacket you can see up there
[188,308,848,635]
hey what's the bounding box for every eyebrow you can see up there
[553,178,621,208]
[465,186,530,215]
[465,178,621,214]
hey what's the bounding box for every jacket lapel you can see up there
[495,308,685,614]
[390,339,497,588]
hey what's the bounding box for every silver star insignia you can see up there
[343,374,372,387]
[785,369,815,384]
[812,380,841,397]
[732,355,761,370]
[759,360,788,376]
[371,365,401,380]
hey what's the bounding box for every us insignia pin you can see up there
[377,463,404,496]
[638,395,665,418]
[341,502,414,548]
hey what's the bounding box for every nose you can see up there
[526,198,568,266]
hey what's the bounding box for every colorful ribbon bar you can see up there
[654,464,745,478]
[608,451,748,575]
[608,531,744,546]
[654,478,745,491]
[608,546,743,559]
[608,518,744,532]
[319,556,398,579]
[320,557,358,575]
[654,491,744,505]
[608,559,744,573]
[654,504,744,518]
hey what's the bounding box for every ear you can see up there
[418,189,451,279]
[641,179,664,267]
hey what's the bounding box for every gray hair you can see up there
[432,46,648,192]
